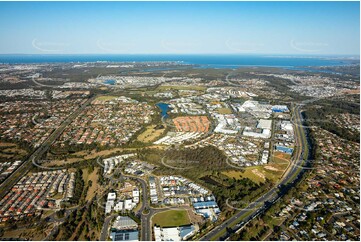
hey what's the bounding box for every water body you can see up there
[156,103,170,119]
[104,79,116,85]
[0,54,358,68]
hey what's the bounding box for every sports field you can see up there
[152,209,191,227]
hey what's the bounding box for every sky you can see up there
[0,1,359,55]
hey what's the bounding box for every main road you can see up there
[99,166,152,241]
[200,103,309,241]
[0,96,95,200]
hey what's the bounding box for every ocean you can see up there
[0,54,358,68]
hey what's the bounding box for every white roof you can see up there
[257,119,272,130]
[242,100,258,108]
[162,227,181,241]
[107,192,116,201]
[133,190,140,197]
[154,227,162,241]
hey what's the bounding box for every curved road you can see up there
[99,169,152,241]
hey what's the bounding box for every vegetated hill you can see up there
[163,145,227,170]
[138,145,229,181]
[304,95,360,142]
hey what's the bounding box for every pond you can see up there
[104,79,116,85]
[156,103,170,119]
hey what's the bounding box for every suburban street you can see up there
[0,96,95,200]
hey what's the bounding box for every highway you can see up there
[200,103,309,241]
[0,96,95,200]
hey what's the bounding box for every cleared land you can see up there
[173,116,210,132]
[223,152,290,184]
[271,151,291,162]
[152,209,191,227]
[137,125,166,143]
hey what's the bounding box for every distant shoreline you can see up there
[0,54,358,68]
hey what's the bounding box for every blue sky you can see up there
[0,1,359,55]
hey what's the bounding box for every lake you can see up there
[156,103,170,119]
[104,79,116,85]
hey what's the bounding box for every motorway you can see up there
[0,96,95,200]
[200,103,309,241]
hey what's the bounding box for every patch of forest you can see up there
[304,96,360,142]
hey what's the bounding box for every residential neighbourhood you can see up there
[0,57,359,241]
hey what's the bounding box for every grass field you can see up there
[0,143,28,161]
[95,95,117,101]
[223,168,265,184]
[0,142,16,147]
[2,147,27,155]
[3,227,46,241]
[152,209,191,227]
[45,146,166,166]
[137,125,165,143]
[157,85,206,91]
[223,152,290,184]
[82,167,99,201]
[216,108,233,114]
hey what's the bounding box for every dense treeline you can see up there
[210,175,273,211]
[51,199,104,241]
[70,169,85,204]
[163,145,227,169]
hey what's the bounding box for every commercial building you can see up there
[153,225,196,241]
[110,216,139,241]
[257,119,272,130]
[191,196,221,221]
[272,105,289,113]
[275,146,294,154]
